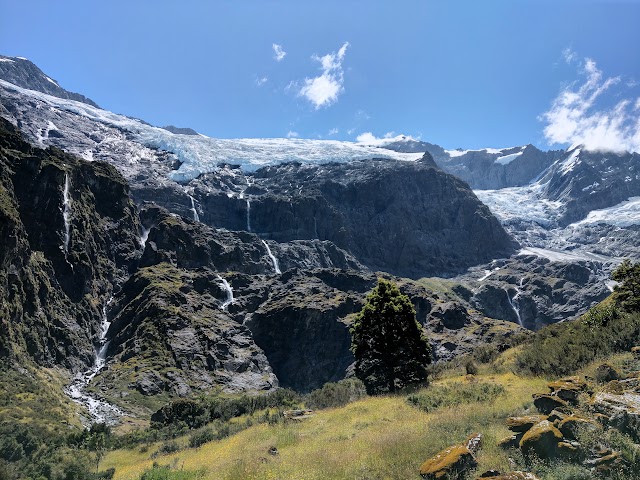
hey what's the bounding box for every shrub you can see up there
[464,359,478,375]
[305,378,367,410]
[517,311,640,377]
[406,381,505,413]
[188,428,215,449]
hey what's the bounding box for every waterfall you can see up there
[216,274,234,310]
[188,194,200,222]
[246,199,251,232]
[65,295,123,425]
[62,173,72,255]
[139,227,151,249]
[262,240,281,274]
[505,277,525,327]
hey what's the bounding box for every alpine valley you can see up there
[1,55,640,479]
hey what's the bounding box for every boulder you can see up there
[506,415,548,433]
[631,346,640,359]
[557,415,599,440]
[533,394,569,414]
[547,377,586,403]
[497,434,521,449]
[419,433,482,479]
[519,420,563,459]
[595,364,620,383]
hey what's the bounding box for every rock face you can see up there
[0,117,139,370]
[459,255,611,330]
[0,55,99,107]
[102,264,278,398]
[191,157,517,278]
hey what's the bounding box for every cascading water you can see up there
[261,240,281,274]
[62,173,72,255]
[246,199,251,232]
[505,277,525,327]
[139,227,151,249]
[65,296,123,425]
[188,194,200,222]
[216,274,234,310]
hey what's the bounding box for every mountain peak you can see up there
[0,54,99,108]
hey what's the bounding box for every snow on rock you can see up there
[0,79,422,182]
[569,197,640,228]
[495,147,525,165]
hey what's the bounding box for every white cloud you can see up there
[356,132,416,146]
[286,130,299,138]
[299,42,349,109]
[541,57,640,153]
[562,47,577,64]
[328,128,339,136]
[272,43,287,62]
[255,76,268,86]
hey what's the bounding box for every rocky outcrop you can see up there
[460,255,611,330]
[101,264,277,401]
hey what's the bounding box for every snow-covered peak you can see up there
[445,146,524,159]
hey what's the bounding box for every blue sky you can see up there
[1,0,640,150]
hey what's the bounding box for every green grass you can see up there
[101,372,547,479]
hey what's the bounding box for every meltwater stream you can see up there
[216,275,234,310]
[505,277,525,327]
[261,240,281,274]
[65,297,123,426]
[61,173,72,255]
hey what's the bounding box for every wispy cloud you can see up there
[286,130,299,138]
[541,55,640,153]
[356,132,416,145]
[255,76,268,87]
[562,47,577,64]
[299,42,349,109]
[328,127,339,136]
[273,44,286,62]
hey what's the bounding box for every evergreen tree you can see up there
[350,278,431,394]
[612,258,640,312]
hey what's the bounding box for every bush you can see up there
[305,378,367,410]
[188,428,215,449]
[406,381,505,413]
[153,441,181,457]
[517,310,640,377]
[464,359,478,375]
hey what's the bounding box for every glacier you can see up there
[0,79,422,182]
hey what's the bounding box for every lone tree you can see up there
[350,278,431,394]
[612,258,640,312]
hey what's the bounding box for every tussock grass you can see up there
[102,373,547,479]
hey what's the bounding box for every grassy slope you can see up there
[102,369,548,479]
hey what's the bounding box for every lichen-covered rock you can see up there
[547,377,586,403]
[519,420,563,459]
[419,443,477,479]
[557,415,599,440]
[497,434,521,449]
[506,415,548,433]
[533,394,569,414]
